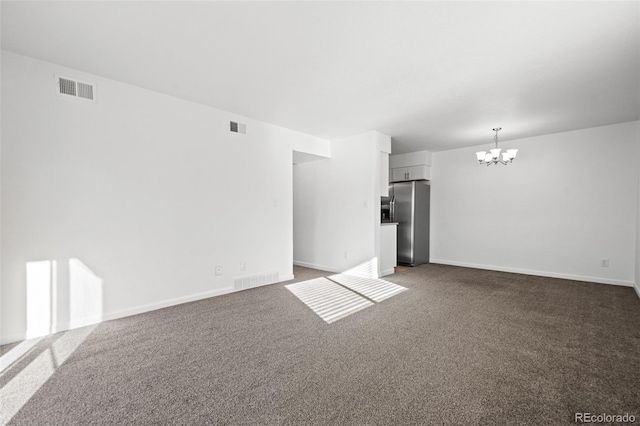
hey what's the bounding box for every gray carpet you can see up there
[2,264,639,425]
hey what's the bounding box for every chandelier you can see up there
[475,127,518,166]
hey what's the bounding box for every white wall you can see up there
[636,133,640,297]
[292,134,331,165]
[431,121,640,287]
[0,51,329,344]
[373,132,392,275]
[293,131,388,275]
[0,8,3,342]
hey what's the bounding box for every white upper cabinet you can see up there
[389,150,431,182]
[391,164,430,182]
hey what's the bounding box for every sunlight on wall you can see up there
[0,257,103,424]
[69,258,103,329]
[342,258,379,279]
[0,325,97,425]
[26,260,57,339]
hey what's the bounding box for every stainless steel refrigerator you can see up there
[389,180,430,266]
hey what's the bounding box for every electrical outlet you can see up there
[600,259,610,267]
[344,251,349,260]
[215,265,223,276]
[240,262,246,271]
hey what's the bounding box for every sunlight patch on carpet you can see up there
[328,274,408,302]
[285,277,374,323]
[0,337,42,375]
[0,325,96,426]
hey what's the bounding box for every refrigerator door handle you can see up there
[390,196,395,222]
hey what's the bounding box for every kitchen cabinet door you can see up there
[391,167,409,182]
[408,165,430,180]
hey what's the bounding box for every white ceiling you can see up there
[2,1,639,153]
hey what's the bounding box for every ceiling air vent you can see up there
[230,121,246,134]
[56,75,96,102]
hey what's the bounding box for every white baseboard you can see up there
[68,318,101,330]
[0,271,301,346]
[102,286,236,324]
[293,260,395,279]
[293,260,340,273]
[0,286,235,346]
[430,259,635,288]
[635,282,640,299]
[380,268,395,277]
[0,332,27,346]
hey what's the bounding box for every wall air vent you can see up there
[56,75,96,102]
[230,121,246,134]
[59,77,77,96]
[234,271,279,291]
[77,82,94,100]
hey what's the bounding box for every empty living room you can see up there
[1,1,639,425]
